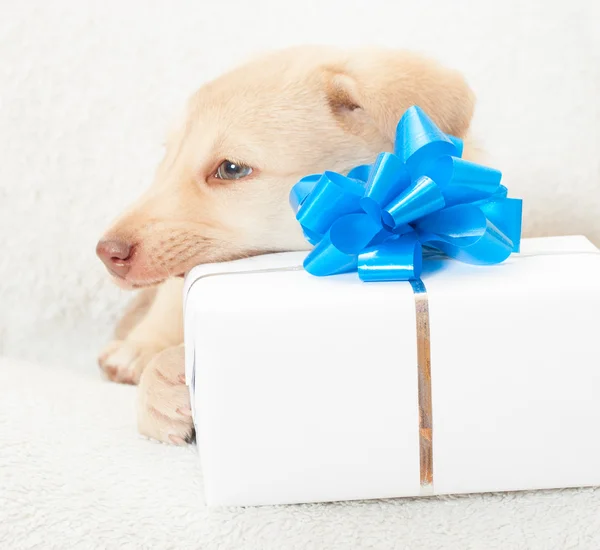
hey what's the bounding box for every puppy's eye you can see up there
[214,160,253,180]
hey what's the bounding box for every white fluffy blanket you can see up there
[2,356,600,549]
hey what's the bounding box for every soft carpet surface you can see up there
[2,356,600,549]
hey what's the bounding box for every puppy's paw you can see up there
[98,340,161,385]
[137,345,193,445]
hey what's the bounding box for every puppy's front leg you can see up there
[99,278,184,384]
[137,344,193,445]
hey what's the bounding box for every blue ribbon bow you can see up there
[289,106,522,282]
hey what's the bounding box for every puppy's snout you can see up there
[96,239,135,279]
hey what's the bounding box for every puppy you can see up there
[96,45,476,445]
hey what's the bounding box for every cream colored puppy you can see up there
[96,45,477,445]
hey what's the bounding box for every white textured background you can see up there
[1,0,599,367]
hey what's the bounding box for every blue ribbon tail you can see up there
[416,198,521,265]
[428,217,515,265]
[289,174,321,212]
[360,153,411,223]
[447,135,464,158]
[303,213,381,276]
[395,106,459,178]
[357,233,423,282]
[295,171,365,236]
[383,175,446,228]
[426,156,503,206]
[415,204,487,247]
[303,232,359,276]
[480,197,523,253]
[347,164,372,183]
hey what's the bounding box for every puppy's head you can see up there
[97,46,475,289]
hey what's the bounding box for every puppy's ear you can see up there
[323,50,476,143]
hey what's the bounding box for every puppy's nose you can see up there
[96,239,134,278]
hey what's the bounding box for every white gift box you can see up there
[184,236,600,507]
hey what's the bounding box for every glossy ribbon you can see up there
[290,106,523,281]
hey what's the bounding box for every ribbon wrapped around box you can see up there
[184,236,600,507]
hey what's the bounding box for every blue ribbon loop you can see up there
[290,106,523,282]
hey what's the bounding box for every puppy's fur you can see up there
[97,46,477,444]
